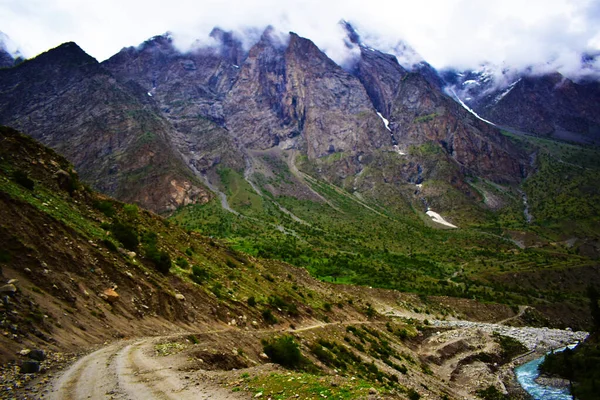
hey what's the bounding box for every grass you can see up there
[238,372,389,400]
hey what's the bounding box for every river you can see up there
[515,344,578,400]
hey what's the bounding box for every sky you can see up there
[1,0,600,78]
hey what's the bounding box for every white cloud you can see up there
[0,0,599,79]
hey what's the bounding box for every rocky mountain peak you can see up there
[34,42,98,68]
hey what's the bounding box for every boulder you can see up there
[0,284,17,295]
[175,293,185,301]
[28,349,46,361]
[102,288,119,303]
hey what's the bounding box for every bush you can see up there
[146,246,171,274]
[476,385,506,400]
[262,335,302,368]
[94,200,115,218]
[190,265,209,284]
[111,222,138,250]
[102,239,118,252]
[13,169,34,190]
[176,257,189,269]
[262,309,278,325]
[407,389,421,400]
[123,204,139,219]
[247,296,257,307]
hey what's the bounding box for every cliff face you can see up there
[222,31,392,158]
[0,42,209,212]
[443,67,600,145]
[476,73,600,143]
[353,45,526,183]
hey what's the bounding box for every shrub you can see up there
[176,257,189,269]
[247,296,257,307]
[111,222,138,250]
[190,265,209,284]
[123,204,139,219]
[94,200,115,218]
[146,247,171,274]
[262,309,278,325]
[262,335,302,368]
[102,239,118,252]
[476,385,506,400]
[323,302,332,312]
[407,389,421,400]
[13,170,34,190]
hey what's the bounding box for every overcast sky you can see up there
[1,0,599,76]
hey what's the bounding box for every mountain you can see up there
[443,66,600,144]
[0,42,210,212]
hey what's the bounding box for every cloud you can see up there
[0,0,599,79]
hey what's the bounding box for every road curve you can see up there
[47,337,247,400]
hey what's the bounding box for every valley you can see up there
[0,19,599,400]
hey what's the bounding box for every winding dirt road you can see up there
[47,337,247,400]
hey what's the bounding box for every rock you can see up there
[28,349,46,361]
[19,349,31,356]
[0,284,17,294]
[7,279,18,285]
[20,360,40,374]
[102,288,119,303]
[127,251,136,258]
[259,352,269,360]
[255,392,263,398]
[368,387,378,395]
[24,268,32,274]
[175,293,185,301]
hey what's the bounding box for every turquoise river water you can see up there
[514,345,578,400]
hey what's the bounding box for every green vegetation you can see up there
[110,222,139,251]
[476,385,507,400]
[493,333,528,360]
[262,335,304,369]
[170,138,600,314]
[13,169,34,190]
[413,113,438,124]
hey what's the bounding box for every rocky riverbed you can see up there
[431,319,588,350]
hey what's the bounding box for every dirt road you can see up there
[47,337,248,400]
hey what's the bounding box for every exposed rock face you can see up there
[443,68,600,145]
[352,41,526,183]
[224,30,392,158]
[0,42,209,212]
[389,74,526,182]
[352,46,408,118]
[475,73,600,143]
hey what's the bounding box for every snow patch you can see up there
[493,78,521,104]
[147,92,153,97]
[426,209,458,228]
[376,112,391,132]
[233,65,239,68]
[449,89,496,126]
[393,145,406,155]
[462,80,479,86]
